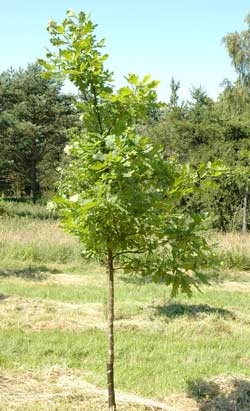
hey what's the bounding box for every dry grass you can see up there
[1,368,250,411]
[216,233,250,271]
[215,281,250,292]
[0,367,172,411]
[43,273,98,286]
[186,375,250,411]
[0,217,83,264]
[0,296,105,331]
[0,293,168,332]
[162,375,250,411]
[216,233,250,253]
[0,219,73,245]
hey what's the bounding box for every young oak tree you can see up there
[40,10,221,411]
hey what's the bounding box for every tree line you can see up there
[1,15,250,230]
[0,63,77,203]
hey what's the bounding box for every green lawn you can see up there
[1,204,250,410]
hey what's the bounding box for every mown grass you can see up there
[0,400,147,411]
[0,400,146,411]
[1,202,250,410]
[1,322,250,398]
[0,280,105,303]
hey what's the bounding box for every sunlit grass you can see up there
[216,232,250,271]
[0,212,83,265]
[2,203,250,409]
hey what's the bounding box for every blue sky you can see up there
[1,0,250,102]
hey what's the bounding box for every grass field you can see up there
[1,202,250,410]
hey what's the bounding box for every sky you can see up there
[1,0,250,102]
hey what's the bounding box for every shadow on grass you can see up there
[0,293,8,301]
[0,266,61,281]
[119,275,153,285]
[10,209,59,221]
[152,302,235,319]
[2,198,59,220]
[187,377,250,410]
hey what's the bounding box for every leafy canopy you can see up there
[41,10,221,296]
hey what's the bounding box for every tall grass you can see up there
[0,203,83,265]
[1,201,250,270]
[216,233,250,271]
[0,199,58,220]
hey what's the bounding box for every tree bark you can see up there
[31,136,39,204]
[107,247,116,411]
[242,187,248,234]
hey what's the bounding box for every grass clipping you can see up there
[0,367,175,411]
[188,375,250,411]
[1,368,250,411]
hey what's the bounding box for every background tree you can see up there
[145,12,250,233]
[223,13,250,87]
[221,14,250,231]
[169,77,180,110]
[0,63,76,202]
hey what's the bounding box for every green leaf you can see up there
[67,10,77,18]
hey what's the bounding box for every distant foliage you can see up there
[1,12,250,232]
[147,37,250,232]
[0,63,77,202]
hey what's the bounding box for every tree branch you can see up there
[113,249,146,259]
[91,80,103,134]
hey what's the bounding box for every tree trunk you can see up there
[107,248,116,411]
[242,187,248,234]
[30,136,39,204]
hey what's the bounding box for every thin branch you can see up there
[91,80,103,134]
[103,117,118,137]
[113,249,146,259]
